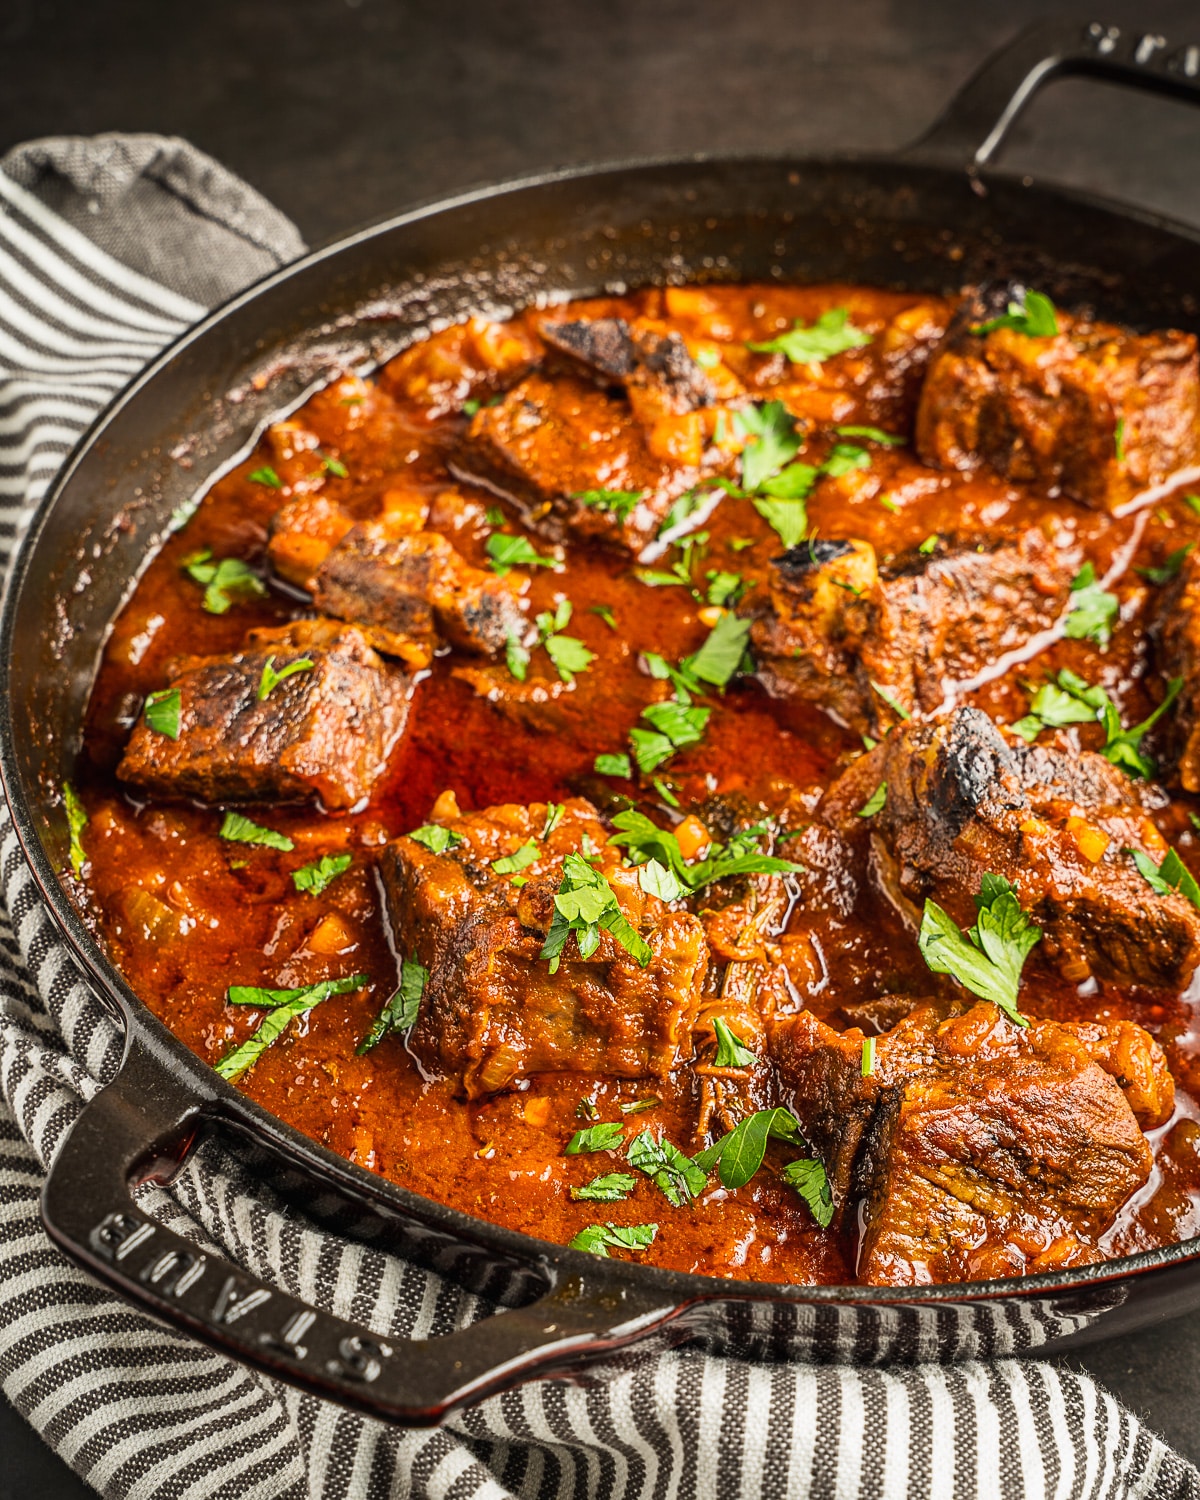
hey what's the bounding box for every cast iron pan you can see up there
[4,19,1200,1425]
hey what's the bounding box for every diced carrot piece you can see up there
[430,788,461,823]
[1065,815,1111,864]
[675,815,710,861]
[309,913,356,955]
[522,1096,551,1127]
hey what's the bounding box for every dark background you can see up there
[4,0,1200,1493]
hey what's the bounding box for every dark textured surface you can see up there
[3,0,1200,1492]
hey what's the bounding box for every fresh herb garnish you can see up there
[486,533,555,577]
[652,777,680,808]
[692,1107,805,1189]
[505,632,531,681]
[63,782,87,877]
[292,853,352,895]
[971,288,1059,339]
[1115,417,1127,463]
[356,958,428,1053]
[530,599,595,685]
[219,811,295,852]
[821,443,871,478]
[919,534,939,555]
[631,699,711,774]
[736,401,801,491]
[835,425,906,446]
[780,1158,835,1226]
[247,465,283,489]
[493,840,539,876]
[1137,544,1194,586]
[1130,847,1200,910]
[712,1017,755,1068]
[541,803,565,838]
[143,687,182,740]
[567,1222,657,1257]
[1187,494,1200,519]
[684,612,752,689]
[627,1130,707,1206]
[594,752,633,778]
[321,455,349,478]
[540,854,651,973]
[257,655,314,701]
[620,1096,661,1115]
[572,488,643,521]
[182,550,267,615]
[753,495,810,549]
[1012,668,1182,779]
[408,823,463,854]
[609,809,803,896]
[917,873,1039,1027]
[565,1121,626,1154]
[1064,564,1119,645]
[746,307,871,365]
[462,398,481,417]
[858,781,887,818]
[217,973,369,1080]
[590,603,618,630]
[870,682,911,721]
[570,1173,637,1202]
[861,1036,876,1077]
[705,570,747,608]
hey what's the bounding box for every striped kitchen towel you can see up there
[0,132,1196,1500]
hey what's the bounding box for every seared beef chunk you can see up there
[823,706,1200,990]
[916,299,1200,512]
[117,620,409,811]
[381,798,708,1097]
[540,316,718,419]
[750,528,1075,734]
[1157,548,1200,791]
[378,317,543,418]
[772,1000,1167,1284]
[451,372,709,552]
[313,521,526,668]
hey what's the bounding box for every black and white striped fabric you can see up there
[0,133,1196,1500]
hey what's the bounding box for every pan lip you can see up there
[5,147,1200,1315]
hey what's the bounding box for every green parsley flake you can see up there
[684,612,752,689]
[1130,847,1200,910]
[917,873,1039,1027]
[570,1173,637,1202]
[835,425,906,446]
[753,496,809,549]
[257,655,314,701]
[595,752,633,778]
[321,455,349,478]
[357,958,428,1054]
[292,853,352,895]
[1013,669,1181,779]
[609,809,803,897]
[746,307,871,365]
[182,550,267,615]
[567,1222,658,1257]
[735,401,801,491]
[143,687,182,739]
[627,1130,707,1206]
[1115,417,1127,463]
[590,603,618,630]
[493,840,539,876]
[63,782,87,877]
[620,1096,661,1115]
[857,781,888,818]
[218,973,369,1080]
[919,535,939,555]
[861,1036,876,1077]
[780,1157,834,1226]
[486,533,555,576]
[408,824,463,854]
[505,632,531,681]
[247,465,283,489]
[1137,544,1195,586]
[971,288,1059,339]
[540,854,651,973]
[219,811,295,852]
[870,681,911,721]
[572,488,643,521]
[693,1108,805,1190]
[565,1121,626,1154]
[712,1017,755,1068]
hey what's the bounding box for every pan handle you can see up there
[41,1031,682,1424]
[901,18,1200,170]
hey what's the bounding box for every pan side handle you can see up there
[41,1031,681,1424]
[900,18,1200,171]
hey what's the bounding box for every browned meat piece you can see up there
[822,706,1200,990]
[450,372,710,552]
[540,316,717,417]
[1157,548,1200,791]
[771,1000,1166,1284]
[267,494,356,589]
[378,317,543,417]
[313,522,527,668]
[916,298,1200,512]
[750,528,1076,735]
[117,620,410,811]
[380,797,707,1097]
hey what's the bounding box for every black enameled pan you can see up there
[6,19,1200,1424]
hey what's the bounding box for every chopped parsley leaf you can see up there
[735,401,801,491]
[1115,417,1127,463]
[857,781,888,818]
[780,1157,834,1226]
[505,631,531,681]
[729,537,757,552]
[918,534,939,555]
[461,398,481,417]
[572,488,643,521]
[485,505,507,527]
[684,612,752,689]
[292,853,352,895]
[1130,847,1200,910]
[182,550,267,615]
[1187,494,1200,519]
[712,1017,755,1068]
[653,777,680,808]
[627,1130,707,1206]
[1137,544,1194,586]
[322,455,349,478]
[870,681,911,721]
[609,809,803,895]
[568,1222,657,1257]
[542,803,565,838]
[746,307,871,365]
[257,655,314,701]
[143,687,182,739]
[753,496,809,549]
[544,632,595,684]
[219,811,295,852]
[637,858,688,902]
[356,958,427,1053]
[861,1036,876,1077]
[590,603,618,630]
[63,782,87,877]
[540,854,651,973]
[820,443,871,478]
[493,840,539,875]
[835,425,906,446]
[971,288,1059,338]
[693,1107,805,1189]
[570,1173,637,1202]
[486,533,555,576]
[705,570,746,608]
[247,465,283,489]
[565,1121,626,1154]
[1013,668,1182,779]
[595,751,633,778]
[218,973,369,1079]
[917,873,1039,1027]
[408,823,463,854]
